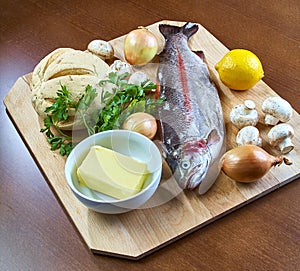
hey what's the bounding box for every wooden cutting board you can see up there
[4,20,300,260]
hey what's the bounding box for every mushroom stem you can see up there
[262,96,293,126]
[267,123,294,154]
[278,138,294,154]
[265,114,279,126]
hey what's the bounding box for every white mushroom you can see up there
[267,123,294,154]
[87,40,114,60]
[109,59,132,76]
[230,100,259,129]
[262,96,293,126]
[236,126,262,146]
[128,71,149,86]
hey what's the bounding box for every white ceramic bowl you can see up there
[65,130,162,214]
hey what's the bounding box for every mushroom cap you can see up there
[236,126,262,146]
[87,40,114,59]
[262,96,293,122]
[267,123,294,146]
[109,60,132,75]
[244,100,256,110]
[128,71,149,86]
[230,103,258,129]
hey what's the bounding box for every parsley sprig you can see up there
[95,72,164,132]
[40,85,97,156]
[40,72,164,156]
[77,85,98,136]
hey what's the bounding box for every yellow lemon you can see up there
[215,49,264,91]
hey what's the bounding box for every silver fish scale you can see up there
[158,37,223,149]
[157,24,225,193]
[157,23,225,194]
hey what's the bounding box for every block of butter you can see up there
[77,146,149,199]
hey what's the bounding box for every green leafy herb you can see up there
[95,72,164,132]
[77,85,98,135]
[40,84,97,156]
[40,72,164,156]
[44,85,76,122]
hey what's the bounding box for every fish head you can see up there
[167,129,220,190]
[171,139,212,190]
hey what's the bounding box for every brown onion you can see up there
[220,145,292,183]
[122,112,157,139]
[124,27,158,66]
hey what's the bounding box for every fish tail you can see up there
[159,22,199,39]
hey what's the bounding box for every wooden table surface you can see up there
[1,0,299,270]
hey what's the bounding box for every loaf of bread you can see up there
[30,47,111,130]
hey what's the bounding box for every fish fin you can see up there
[159,120,181,150]
[193,50,204,61]
[159,24,181,38]
[206,129,220,146]
[193,51,215,84]
[182,22,199,38]
[159,22,198,39]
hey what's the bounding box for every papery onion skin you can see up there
[220,145,290,183]
[122,112,157,139]
[124,28,158,66]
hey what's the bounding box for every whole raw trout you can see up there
[156,22,226,194]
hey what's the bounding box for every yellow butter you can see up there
[77,146,149,199]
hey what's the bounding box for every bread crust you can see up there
[30,48,112,130]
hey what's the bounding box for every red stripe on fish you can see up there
[176,45,192,120]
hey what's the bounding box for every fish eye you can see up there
[181,160,191,170]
